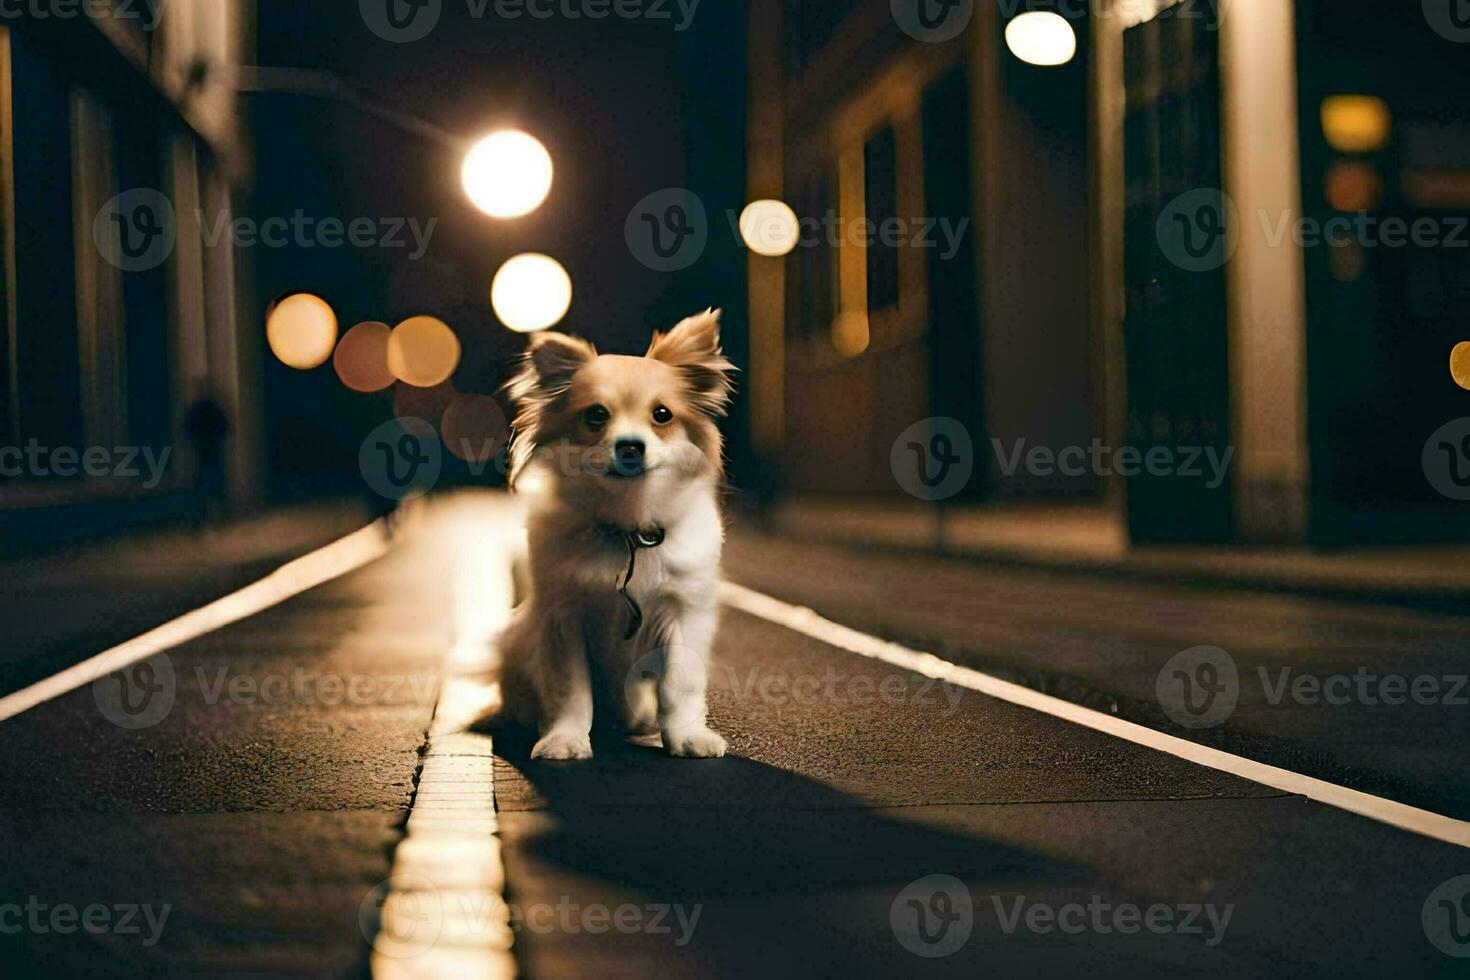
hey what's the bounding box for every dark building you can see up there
[0,2,262,543]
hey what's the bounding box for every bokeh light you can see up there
[387,315,461,388]
[266,293,338,370]
[1324,161,1383,212]
[739,199,801,257]
[1452,342,1470,392]
[1321,96,1391,154]
[491,253,572,333]
[1004,12,1077,67]
[441,393,511,464]
[831,311,870,358]
[462,130,554,218]
[333,321,395,393]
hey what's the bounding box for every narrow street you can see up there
[1,495,1463,977]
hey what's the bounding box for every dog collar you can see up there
[599,523,665,639]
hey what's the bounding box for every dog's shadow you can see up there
[478,721,1088,974]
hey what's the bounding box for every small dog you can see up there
[497,309,735,760]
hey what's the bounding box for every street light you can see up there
[491,253,572,332]
[461,130,554,219]
[1004,12,1077,67]
[739,199,800,257]
[266,293,338,370]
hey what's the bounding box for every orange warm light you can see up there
[266,293,338,370]
[1451,342,1470,392]
[387,316,461,388]
[1321,96,1391,154]
[1324,161,1383,213]
[442,393,511,464]
[333,321,395,393]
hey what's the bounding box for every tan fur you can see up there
[496,310,737,760]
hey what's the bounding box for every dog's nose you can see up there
[613,438,646,475]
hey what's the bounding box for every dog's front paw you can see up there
[663,726,726,758]
[531,731,593,761]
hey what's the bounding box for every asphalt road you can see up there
[0,493,1466,977]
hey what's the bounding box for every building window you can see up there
[864,125,899,311]
[791,165,836,339]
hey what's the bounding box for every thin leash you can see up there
[600,523,665,639]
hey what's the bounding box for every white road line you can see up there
[719,580,1470,850]
[369,497,517,978]
[0,519,392,724]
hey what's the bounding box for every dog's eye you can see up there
[652,405,674,426]
[584,405,611,430]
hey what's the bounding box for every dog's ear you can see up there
[504,331,596,407]
[646,309,736,416]
[502,331,596,489]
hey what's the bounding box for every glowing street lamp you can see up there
[491,253,572,332]
[739,199,801,257]
[1005,12,1077,67]
[267,293,338,370]
[462,130,554,219]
